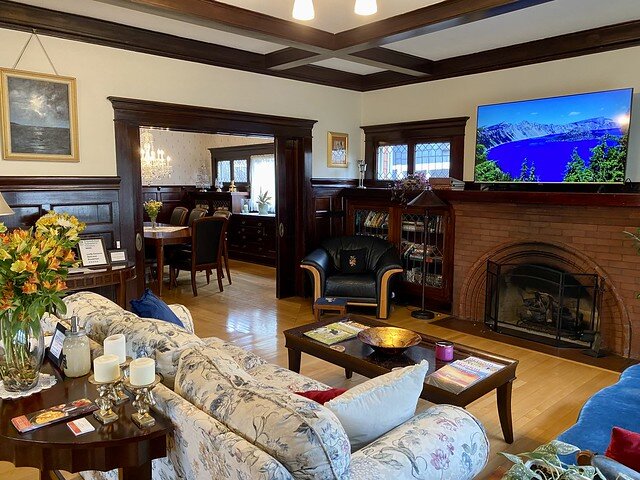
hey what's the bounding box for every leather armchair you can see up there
[301,236,403,319]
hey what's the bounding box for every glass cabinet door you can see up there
[401,212,445,290]
[353,208,390,240]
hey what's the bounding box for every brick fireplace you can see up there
[442,192,640,359]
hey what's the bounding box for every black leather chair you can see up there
[169,206,188,226]
[301,236,403,319]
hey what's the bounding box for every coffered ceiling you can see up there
[4,0,640,91]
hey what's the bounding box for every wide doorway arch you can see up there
[109,97,316,300]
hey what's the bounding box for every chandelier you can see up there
[292,0,377,21]
[140,129,173,185]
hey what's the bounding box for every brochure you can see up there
[12,398,98,433]
[304,320,368,345]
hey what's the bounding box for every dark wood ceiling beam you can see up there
[96,0,334,52]
[361,19,640,91]
[335,0,553,50]
[0,0,363,91]
[266,47,433,77]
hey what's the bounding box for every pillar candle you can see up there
[93,354,120,382]
[129,357,156,386]
[103,334,127,364]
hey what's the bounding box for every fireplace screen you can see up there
[484,261,602,348]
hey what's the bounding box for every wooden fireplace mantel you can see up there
[436,190,640,207]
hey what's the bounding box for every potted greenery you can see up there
[257,190,272,215]
[500,440,632,480]
[0,211,86,391]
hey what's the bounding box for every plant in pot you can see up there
[257,190,272,215]
[500,440,633,480]
[0,211,86,391]
[144,200,163,229]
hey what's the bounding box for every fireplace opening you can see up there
[485,260,602,348]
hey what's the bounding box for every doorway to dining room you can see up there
[109,97,316,302]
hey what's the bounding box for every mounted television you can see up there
[474,88,633,183]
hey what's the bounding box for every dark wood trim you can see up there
[2,0,639,92]
[311,178,359,188]
[210,143,275,189]
[334,0,552,49]
[436,190,640,207]
[362,19,640,91]
[109,97,316,299]
[0,176,120,190]
[361,117,470,137]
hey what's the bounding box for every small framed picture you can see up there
[77,237,110,268]
[327,132,348,168]
[108,249,128,264]
[46,322,67,370]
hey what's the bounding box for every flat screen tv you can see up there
[474,88,633,183]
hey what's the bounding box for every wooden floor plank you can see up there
[2,260,619,480]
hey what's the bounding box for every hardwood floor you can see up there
[3,260,620,480]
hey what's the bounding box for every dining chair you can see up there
[212,209,232,284]
[187,207,208,226]
[169,206,189,226]
[169,216,228,296]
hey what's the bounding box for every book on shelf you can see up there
[304,320,368,345]
[12,398,98,433]
[429,177,465,191]
[426,356,503,394]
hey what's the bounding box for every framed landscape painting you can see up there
[1,69,79,162]
[327,131,348,168]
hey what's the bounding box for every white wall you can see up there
[0,28,362,178]
[362,47,640,181]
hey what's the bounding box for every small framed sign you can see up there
[78,237,109,268]
[46,322,67,369]
[108,249,128,264]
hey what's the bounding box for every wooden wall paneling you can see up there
[141,185,192,222]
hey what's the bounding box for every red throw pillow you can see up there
[295,388,347,405]
[605,427,640,472]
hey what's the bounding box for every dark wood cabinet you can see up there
[228,214,276,266]
[343,189,454,311]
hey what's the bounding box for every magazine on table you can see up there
[426,356,504,394]
[304,320,368,345]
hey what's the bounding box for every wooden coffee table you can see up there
[284,316,518,443]
[0,362,172,480]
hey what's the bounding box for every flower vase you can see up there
[258,204,269,215]
[0,312,45,392]
[150,215,158,229]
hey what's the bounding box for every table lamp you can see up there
[0,192,14,217]
[407,189,446,320]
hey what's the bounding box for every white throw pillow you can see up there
[325,360,429,451]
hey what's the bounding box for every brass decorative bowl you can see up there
[357,327,422,355]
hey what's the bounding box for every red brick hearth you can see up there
[450,199,640,359]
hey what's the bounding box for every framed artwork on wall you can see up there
[0,69,79,162]
[327,131,348,168]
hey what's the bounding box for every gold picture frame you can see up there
[1,68,79,162]
[327,131,348,168]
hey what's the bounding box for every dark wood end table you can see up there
[0,363,172,479]
[284,315,518,443]
[66,263,136,308]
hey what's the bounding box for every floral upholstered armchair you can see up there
[56,292,489,480]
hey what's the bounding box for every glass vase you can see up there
[150,214,158,229]
[0,312,45,392]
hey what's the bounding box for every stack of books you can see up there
[429,177,465,191]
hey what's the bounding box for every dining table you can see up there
[143,222,191,296]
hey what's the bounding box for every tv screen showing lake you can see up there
[474,89,633,183]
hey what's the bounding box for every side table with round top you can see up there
[0,362,172,480]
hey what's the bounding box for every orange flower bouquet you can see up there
[0,211,86,391]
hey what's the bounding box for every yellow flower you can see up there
[21,281,38,295]
[0,249,10,261]
[48,257,61,271]
[10,260,27,273]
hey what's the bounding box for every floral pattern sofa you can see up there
[51,292,489,480]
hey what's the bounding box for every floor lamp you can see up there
[0,192,14,217]
[407,189,446,320]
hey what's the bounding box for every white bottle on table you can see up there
[63,316,91,378]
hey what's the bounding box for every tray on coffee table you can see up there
[283,315,518,443]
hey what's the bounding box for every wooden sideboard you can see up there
[228,213,276,266]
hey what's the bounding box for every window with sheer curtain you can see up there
[250,154,276,213]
